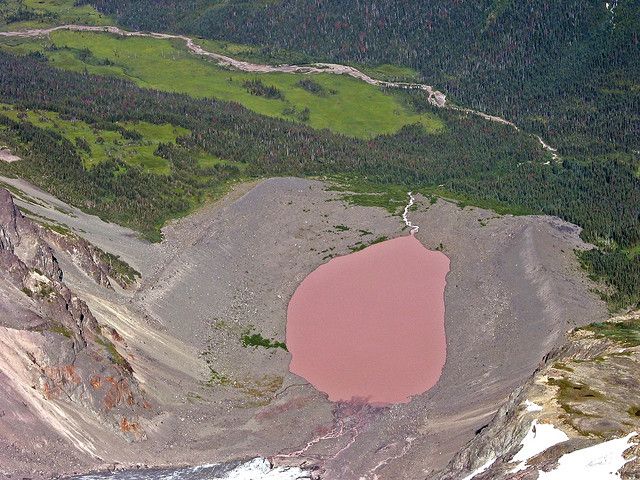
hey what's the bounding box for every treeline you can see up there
[0,50,638,306]
[80,0,640,157]
[579,249,640,311]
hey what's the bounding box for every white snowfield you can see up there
[538,432,637,480]
[221,458,310,479]
[463,415,637,480]
[524,400,544,412]
[73,458,310,479]
[510,420,570,473]
[461,456,497,480]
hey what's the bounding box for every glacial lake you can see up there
[286,235,449,405]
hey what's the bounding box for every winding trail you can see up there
[0,24,559,159]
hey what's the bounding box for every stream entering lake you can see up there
[286,230,449,405]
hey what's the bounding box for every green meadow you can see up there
[0,31,445,139]
[0,103,240,174]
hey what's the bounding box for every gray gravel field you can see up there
[0,177,607,479]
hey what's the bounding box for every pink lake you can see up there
[286,235,450,405]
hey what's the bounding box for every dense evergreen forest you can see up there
[80,0,639,157]
[0,50,638,308]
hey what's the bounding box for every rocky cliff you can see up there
[0,188,149,445]
[438,311,640,480]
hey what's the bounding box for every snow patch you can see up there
[510,420,569,472]
[73,458,310,479]
[0,147,21,163]
[221,458,309,479]
[524,400,543,412]
[538,432,637,480]
[461,456,497,480]
[29,271,50,284]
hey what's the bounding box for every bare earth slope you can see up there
[0,177,606,479]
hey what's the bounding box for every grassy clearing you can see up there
[0,0,111,31]
[625,244,640,259]
[357,63,421,82]
[0,31,445,139]
[0,103,189,173]
[0,103,241,175]
[326,175,412,214]
[325,174,532,217]
[197,37,314,66]
[548,377,602,402]
[191,39,422,84]
[418,185,533,216]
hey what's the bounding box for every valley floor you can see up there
[0,176,614,479]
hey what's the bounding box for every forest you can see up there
[0,49,638,308]
[79,0,639,158]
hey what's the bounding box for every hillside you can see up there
[79,0,640,155]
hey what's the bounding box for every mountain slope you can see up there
[0,188,149,472]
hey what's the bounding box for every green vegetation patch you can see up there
[243,78,284,100]
[49,323,73,338]
[39,220,72,236]
[349,235,388,252]
[358,63,421,83]
[205,367,232,387]
[96,335,132,372]
[297,78,333,96]
[581,320,640,348]
[96,249,140,287]
[241,329,288,351]
[327,176,411,214]
[548,377,604,416]
[196,37,314,66]
[0,99,245,240]
[553,362,575,373]
[0,104,188,173]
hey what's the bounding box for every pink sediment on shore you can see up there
[286,235,449,405]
